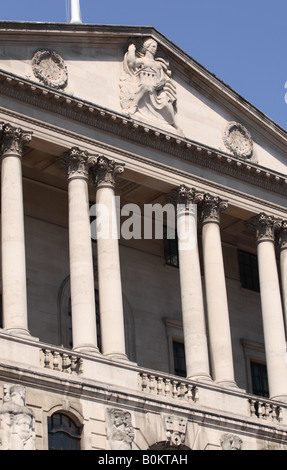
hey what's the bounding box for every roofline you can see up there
[0,21,286,143]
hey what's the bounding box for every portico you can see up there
[1,121,287,405]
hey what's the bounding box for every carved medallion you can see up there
[223,122,253,158]
[32,49,68,89]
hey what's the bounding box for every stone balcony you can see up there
[0,329,286,436]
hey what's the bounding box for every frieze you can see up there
[32,49,68,89]
[0,69,287,199]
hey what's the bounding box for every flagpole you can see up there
[70,0,82,24]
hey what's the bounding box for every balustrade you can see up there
[40,348,83,375]
[139,372,199,402]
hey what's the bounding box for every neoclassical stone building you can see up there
[0,21,286,450]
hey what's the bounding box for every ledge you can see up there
[0,69,287,198]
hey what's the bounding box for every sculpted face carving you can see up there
[106,408,134,450]
[120,37,181,133]
[0,384,35,450]
[221,433,243,450]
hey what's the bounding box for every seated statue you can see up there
[120,38,181,133]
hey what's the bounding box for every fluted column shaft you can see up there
[250,213,287,402]
[62,147,98,353]
[201,194,236,387]
[0,124,31,336]
[278,221,287,336]
[91,156,127,361]
[167,185,211,381]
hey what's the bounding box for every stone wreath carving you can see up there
[32,49,68,89]
[223,122,253,158]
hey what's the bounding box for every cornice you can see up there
[1,22,286,145]
[0,68,287,197]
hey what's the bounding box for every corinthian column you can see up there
[91,156,127,361]
[0,123,32,337]
[249,213,287,402]
[278,221,287,336]
[61,147,99,354]
[167,185,211,381]
[201,194,237,388]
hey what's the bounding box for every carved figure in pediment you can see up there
[120,38,180,132]
[0,384,35,450]
[106,408,135,450]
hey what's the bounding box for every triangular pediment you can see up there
[0,21,286,183]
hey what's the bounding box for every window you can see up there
[48,413,82,450]
[238,250,260,292]
[173,341,186,377]
[163,226,179,268]
[250,362,269,397]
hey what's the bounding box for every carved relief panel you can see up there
[106,408,135,450]
[0,384,35,450]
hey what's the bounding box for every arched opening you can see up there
[48,412,82,450]
[149,441,191,450]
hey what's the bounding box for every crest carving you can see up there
[223,122,253,158]
[164,414,187,447]
[32,49,68,89]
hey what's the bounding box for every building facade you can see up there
[0,21,286,450]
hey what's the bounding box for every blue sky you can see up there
[0,0,287,130]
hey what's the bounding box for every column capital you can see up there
[200,193,228,225]
[166,185,204,214]
[277,220,287,251]
[247,213,282,244]
[91,155,125,189]
[0,123,32,158]
[60,147,93,181]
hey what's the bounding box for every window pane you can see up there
[251,362,269,397]
[173,341,186,377]
[238,250,260,292]
[48,413,82,451]
[163,226,179,268]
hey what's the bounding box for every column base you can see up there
[5,328,39,341]
[270,394,287,404]
[216,379,240,390]
[187,373,213,383]
[73,344,100,355]
[103,352,132,364]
